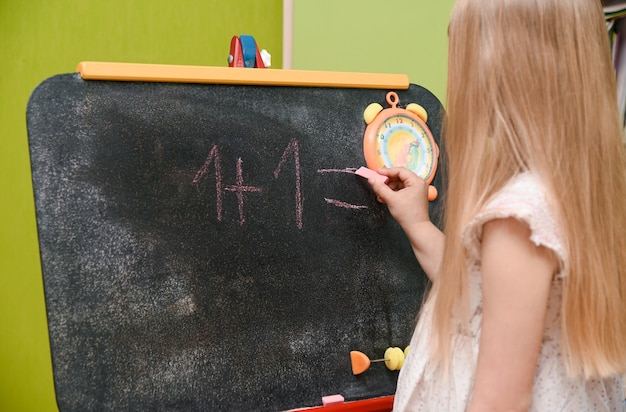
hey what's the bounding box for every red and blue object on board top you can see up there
[228,35,269,68]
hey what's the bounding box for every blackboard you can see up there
[26,73,445,411]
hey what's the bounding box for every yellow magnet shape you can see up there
[384,347,405,371]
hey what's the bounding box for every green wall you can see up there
[1,0,452,410]
[292,0,454,102]
[0,1,281,410]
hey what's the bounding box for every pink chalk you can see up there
[322,394,345,406]
[355,166,389,184]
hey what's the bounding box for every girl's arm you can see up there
[367,167,444,281]
[467,217,556,412]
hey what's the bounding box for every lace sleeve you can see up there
[462,173,566,278]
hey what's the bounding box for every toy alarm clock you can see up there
[363,91,439,200]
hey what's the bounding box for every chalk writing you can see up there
[274,139,303,229]
[224,157,262,226]
[192,145,223,221]
[324,198,369,210]
[318,168,370,210]
[317,168,358,174]
[193,141,370,228]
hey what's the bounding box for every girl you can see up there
[367,0,626,410]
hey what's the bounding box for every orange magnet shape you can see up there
[350,350,371,375]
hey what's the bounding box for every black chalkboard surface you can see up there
[26,72,445,411]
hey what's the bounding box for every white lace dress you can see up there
[393,173,625,411]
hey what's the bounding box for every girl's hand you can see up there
[366,167,431,231]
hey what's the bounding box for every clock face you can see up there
[365,111,437,183]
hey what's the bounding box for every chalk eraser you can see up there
[322,394,345,406]
[355,166,389,184]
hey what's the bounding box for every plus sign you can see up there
[224,157,262,225]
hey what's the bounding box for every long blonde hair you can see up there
[431,0,626,378]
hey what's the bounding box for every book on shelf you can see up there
[605,1,626,133]
[613,20,626,126]
[604,0,626,16]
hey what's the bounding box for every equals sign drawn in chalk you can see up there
[355,166,389,184]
